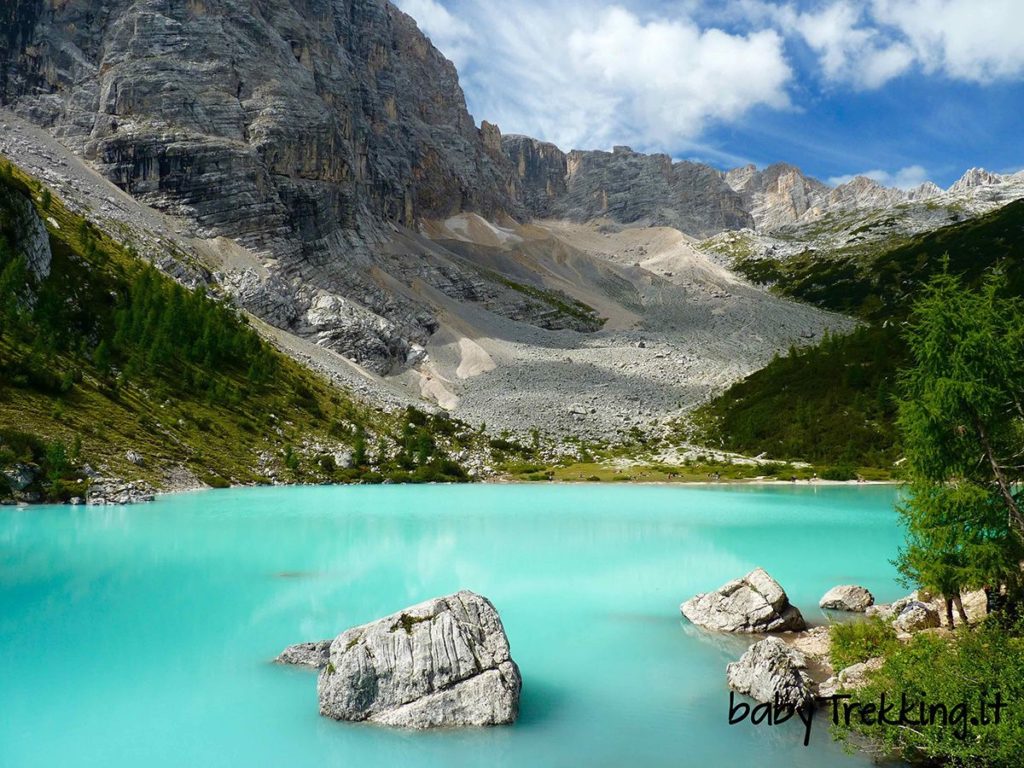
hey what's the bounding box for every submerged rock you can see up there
[317,591,521,729]
[275,641,331,669]
[819,585,874,612]
[726,637,816,708]
[681,568,806,633]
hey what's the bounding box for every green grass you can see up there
[834,620,1024,767]
[829,617,900,671]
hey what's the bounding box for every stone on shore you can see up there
[275,641,331,669]
[681,568,806,633]
[818,657,884,699]
[316,590,521,729]
[726,637,816,709]
[819,585,874,612]
[865,592,917,620]
[893,601,941,633]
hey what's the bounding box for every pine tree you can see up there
[896,266,1024,625]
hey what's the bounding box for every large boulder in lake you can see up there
[681,568,806,633]
[819,585,874,612]
[317,591,521,729]
[726,637,816,708]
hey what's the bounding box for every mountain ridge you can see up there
[0,0,1018,448]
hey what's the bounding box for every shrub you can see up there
[836,620,1024,767]
[830,617,899,670]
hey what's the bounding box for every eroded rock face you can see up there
[275,641,331,669]
[819,585,874,612]
[0,0,534,373]
[681,568,806,633]
[317,590,521,728]
[506,140,753,237]
[726,636,816,709]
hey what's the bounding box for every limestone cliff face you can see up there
[726,163,832,231]
[1,0,541,372]
[1,0,515,245]
[505,139,752,237]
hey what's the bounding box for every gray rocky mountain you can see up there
[504,139,752,237]
[3,0,1015,441]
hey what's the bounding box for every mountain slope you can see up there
[0,160,482,502]
[690,200,1024,466]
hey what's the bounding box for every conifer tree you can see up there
[896,267,1024,625]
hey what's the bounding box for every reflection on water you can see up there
[0,484,905,767]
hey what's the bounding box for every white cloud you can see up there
[828,165,931,190]
[872,0,1024,82]
[397,1,793,152]
[755,1,914,89]
[731,0,1024,89]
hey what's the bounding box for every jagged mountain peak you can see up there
[950,167,1004,193]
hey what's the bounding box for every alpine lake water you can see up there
[1,483,908,767]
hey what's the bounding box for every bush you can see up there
[821,464,858,481]
[830,617,899,670]
[836,620,1024,767]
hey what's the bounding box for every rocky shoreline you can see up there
[681,567,989,720]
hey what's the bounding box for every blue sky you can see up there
[395,0,1024,188]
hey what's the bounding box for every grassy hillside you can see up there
[0,159,480,502]
[690,200,1024,467]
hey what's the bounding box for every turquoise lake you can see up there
[1,484,907,767]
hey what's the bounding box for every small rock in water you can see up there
[819,585,874,612]
[275,641,331,669]
[726,637,816,709]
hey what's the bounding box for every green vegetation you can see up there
[688,326,901,466]
[832,273,1024,766]
[896,270,1024,624]
[836,622,1024,768]
[489,271,604,330]
[692,200,1024,467]
[0,158,478,501]
[829,617,899,670]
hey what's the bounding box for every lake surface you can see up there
[1,484,906,767]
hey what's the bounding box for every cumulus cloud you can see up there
[872,0,1024,82]
[397,1,793,152]
[828,165,931,190]
[790,2,914,88]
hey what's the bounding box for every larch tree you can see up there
[896,266,1024,627]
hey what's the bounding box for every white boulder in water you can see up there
[726,636,816,708]
[316,591,521,729]
[681,568,806,633]
[819,585,874,612]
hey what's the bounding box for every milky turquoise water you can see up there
[1,484,906,767]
